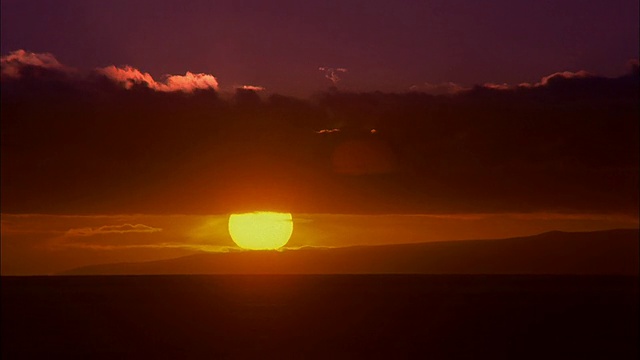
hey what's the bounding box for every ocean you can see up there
[2,275,637,359]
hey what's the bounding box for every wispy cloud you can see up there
[237,85,265,91]
[315,128,341,134]
[60,242,234,252]
[65,224,162,237]
[319,67,347,85]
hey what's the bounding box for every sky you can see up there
[2,0,638,95]
[1,0,638,274]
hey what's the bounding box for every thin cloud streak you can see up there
[60,242,235,252]
[65,224,162,237]
[237,85,266,91]
[315,128,341,134]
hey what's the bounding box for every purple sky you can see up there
[2,0,638,96]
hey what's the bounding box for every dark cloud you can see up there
[1,50,70,78]
[409,82,468,95]
[627,58,640,75]
[1,51,638,215]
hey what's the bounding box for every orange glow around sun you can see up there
[228,212,293,250]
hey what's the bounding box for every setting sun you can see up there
[228,212,293,250]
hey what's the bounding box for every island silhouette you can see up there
[61,229,638,275]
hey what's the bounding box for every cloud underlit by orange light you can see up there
[315,128,341,134]
[97,65,218,92]
[493,70,593,90]
[482,82,511,90]
[0,49,68,78]
[536,70,591,86]
[1,50,220,92]
[413,70,602,94]
[238,85,266,91]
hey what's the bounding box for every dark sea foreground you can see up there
[2,275,638,359]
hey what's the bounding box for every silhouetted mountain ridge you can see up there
[61,229,639,275]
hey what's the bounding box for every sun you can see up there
[228,212,293,250]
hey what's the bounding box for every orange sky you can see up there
[2,212,637,275]
[1,43,638,276]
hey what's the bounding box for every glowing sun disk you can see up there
[228,212,293,250]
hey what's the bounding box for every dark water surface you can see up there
[2,275,638,359]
